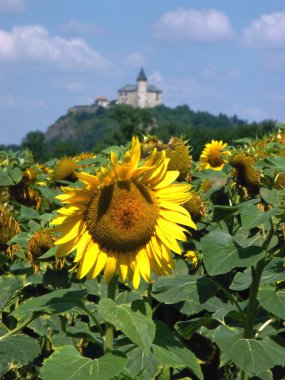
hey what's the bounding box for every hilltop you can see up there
[43,104,275,159]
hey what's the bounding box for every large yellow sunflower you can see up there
[51,137,196,288]
[199,140,230,171]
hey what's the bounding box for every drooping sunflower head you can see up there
[53,158,78,182]
[199,140,230,171]
[28,230,55,262]
[163,137,192,181]
[0,206,20,251]
[183,191,206,223]
[51,136,196,288]
[22,167,37,183]
[229,152,260,195]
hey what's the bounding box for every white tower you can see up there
[136,68,147,108]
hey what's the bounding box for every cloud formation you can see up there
[242,12,285,48]
[0,25,111,70]
[0,0,24,12]
[153,8,234,42]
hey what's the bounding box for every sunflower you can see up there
[199,140,230,171]
[51,137,196,288]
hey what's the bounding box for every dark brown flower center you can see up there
[85,181,159,252]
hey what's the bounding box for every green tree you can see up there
[21,130,47,162]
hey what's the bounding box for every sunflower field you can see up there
[0,126,285,380]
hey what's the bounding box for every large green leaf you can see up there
[12,289,86,319]
[258,285,285,319]
[41,345,126,380]
[201,230,265,276]
[214,326,285,374]
[0,167,14,186]
[5,166,23,184]
[260,187,284,206]
[230,269,252,291]
[0,334,40,376]
[0,276,23,312]
[152,321,203,380]
[261,258,285,285]
[98,299,155,355]
[240,205,279,229]
[151,275,217,304]
[124,346,160,380]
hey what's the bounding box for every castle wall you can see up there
[146,92,161,108]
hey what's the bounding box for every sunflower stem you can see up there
[103,275,118,353]
[0,313,37,341]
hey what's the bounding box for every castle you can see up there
[117,68,162,108]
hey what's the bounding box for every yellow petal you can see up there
[88,250,107,279]
[132,264,141,289]
[153,170,179,189]
[157,217,188,241]
[55,238,78,257]
[74,230,92,263]
[159,201,190,217]
[155,225,182,255]
[104,251,118,283]
[117,253,129,283]
[76,242,99,279]
[138,248,151,283]
[55,219,84,245]
[76,172,99,187]
[159,209,197,229]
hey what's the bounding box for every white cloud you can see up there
[242,12,285,48]
[149,70,164,84]
[0,25,111,70]
[0,0,24,12]
[153,8,234,42]
[59,19,104,36]
[124,52,147,68]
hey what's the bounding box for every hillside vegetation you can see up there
[2,104,276,161]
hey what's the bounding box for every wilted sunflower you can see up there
[51,137,196,288]
[199,140,230,171]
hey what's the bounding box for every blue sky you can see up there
[1,0,285,145]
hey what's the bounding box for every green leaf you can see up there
[230,269,252,291]
[0,276,23,312]
[0,167,14,186]
[261,156,285,170]
[261,258,285,285]
[260,187,284,206]
[124,346,160,380]
[201,231,265,276]
[214,326,285,374]
[11,289,86,318]
[151,275,217,305]
[152,321,203,380]
[175,314,212,340]
[5,166,23,184]
[240,204,278,229]
[0,335,40,376]
[19,205,40,220]
[39,246,57,259]
[212,205,240,221]
[98,299,155,355]
[258,285,285,319]
[41,346,126,380]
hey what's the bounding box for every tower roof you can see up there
[137,67,147,82]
